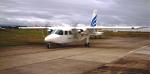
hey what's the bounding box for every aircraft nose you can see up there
[44,34,58,42]
[44,36,51,42]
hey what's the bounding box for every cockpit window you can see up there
[50,30,56,34]
[55,30,63,35]
[48,29,53,34]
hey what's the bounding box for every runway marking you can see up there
[110,46,149,63]
[128,46,149,54]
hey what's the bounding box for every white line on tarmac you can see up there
[110,46,149,63]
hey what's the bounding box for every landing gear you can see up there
[84,43,90,47]
[47,43,52,49]
[84,37,90,47]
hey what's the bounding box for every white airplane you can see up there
[43,10,146,48]
[19,10,146,48]
[44,10,100,48]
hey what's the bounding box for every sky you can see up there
[0,0,150,26]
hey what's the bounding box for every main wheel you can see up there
[84,43,90,47]
[47,43,52,49]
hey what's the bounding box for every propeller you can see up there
[41,22,49,39]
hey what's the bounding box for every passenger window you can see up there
[69,31,72,35]
[55,30,63,35]
[65,31,68,35]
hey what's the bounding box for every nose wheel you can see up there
[47,43,52,49]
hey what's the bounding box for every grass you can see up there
[0,29,149,48]
[0,29,47,48]
[102,31,150,38]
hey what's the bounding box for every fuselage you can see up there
[44,29,87,44]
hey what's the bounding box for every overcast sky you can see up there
[0,0,150,26]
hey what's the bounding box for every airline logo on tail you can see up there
[91,10,97,27]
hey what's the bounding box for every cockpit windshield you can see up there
[50,29,72,35]
[51,30,56,34]
[48,29,54,34]
[55,30,63,35]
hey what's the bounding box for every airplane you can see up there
[44,10,100,48]
[19,10,147,48]
[43,10,142,48]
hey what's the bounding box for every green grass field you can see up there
[103,31,150,38]
[0,29,149,48]
[0,29,47,48]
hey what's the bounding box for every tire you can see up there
[84,43,90,47]
[47,43,51,49]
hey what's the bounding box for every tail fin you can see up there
[91,9,97,27]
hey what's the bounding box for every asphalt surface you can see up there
[86,46,150,74]
[0,37,149,74]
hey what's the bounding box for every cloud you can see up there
[0,0,149,26]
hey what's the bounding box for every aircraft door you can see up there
[62,31,73,43]
[64,31,73,43]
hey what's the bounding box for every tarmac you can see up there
[0,37,149,74]
[86,46,150,74]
